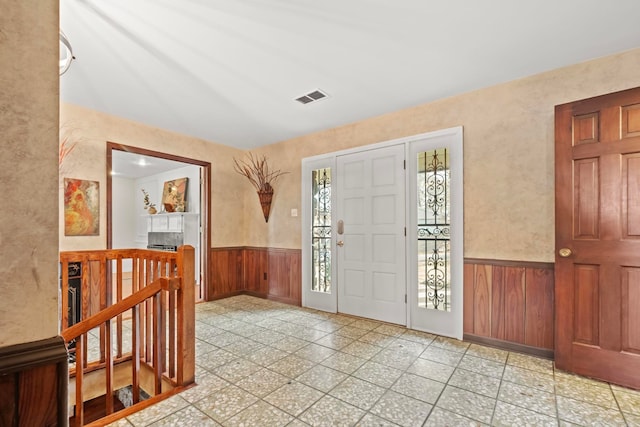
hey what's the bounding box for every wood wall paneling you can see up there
[524,268,555,349]
[244,248,268,294]
[210,247,302,305]
[464,259,555,354]
[0,337,68,427]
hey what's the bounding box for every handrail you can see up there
[61,276,181,343]
[60,245,195,426]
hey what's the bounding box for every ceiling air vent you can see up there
[295,89,328,105]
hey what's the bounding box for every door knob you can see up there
[337,240,344,247]
[558,248,572,257]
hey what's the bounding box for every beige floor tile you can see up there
[624,411,640,425]
[556,395,626,426]
[435,385,496,424]
[369,390,432,427]
[335,326,370,339]
[448,368,501,398]
[498,380,556,416]
[127,395,190,426]
[179,372,230,403]
[466,343,509,364]
[372,324,406,337]
[340,340,383,359]
[197,348,237,372]
[502,364,555,393]
[357,331,398,348]
[328,376,386,410]
[296,365,348,393]
[506,352,553,375]
[612,386,640,415]
[492,401,558,427]
[371,347,418,370]
[268,354,316,378]
[419,345,465,367]
[270,335,308,352]
[355,413,401,426]
[194,385,258,423]
[299,395,365,427]
[391,373,446,404]
[147,405,220,427]
[320,351,366,374]
[222,400,293,427]
[424,407,487,426]
[555,376,617,409]
[235,367,290,397]
[352,360,404,388]
[350,318,383,331]
[407,357,455,383]
[430,336,470,353]
[245,344,289,366]
[314,333,354,350]
[264,380,324,416]
[212,357,262,383]
[294,343,337,363]
[458,354,505,379]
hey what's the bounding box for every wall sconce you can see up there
[59,31,75,76]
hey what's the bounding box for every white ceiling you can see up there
[111,150,190,178]
[60,1,640,150]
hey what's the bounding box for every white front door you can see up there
[336,144,406,325]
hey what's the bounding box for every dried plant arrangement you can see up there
[233,153,288,192]
[233,153,289,222]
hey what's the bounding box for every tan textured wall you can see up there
[59,104,246,250]
[249,49,640,262]
[0,2,60,346]
[60,49,640,263]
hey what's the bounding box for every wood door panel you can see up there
[573,112,599,145]
[556,86,640,388]
[573,264,599,346]
[622,154,640,238]
[622,267,640,354]
[622,103,640,138]
[573,158,599,239]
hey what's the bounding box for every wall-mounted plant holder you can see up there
[258,188,274,222]
[233,153,288,223]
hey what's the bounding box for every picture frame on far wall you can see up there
[162,177,188,212]
[64,178,99,236]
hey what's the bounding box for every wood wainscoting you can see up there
[464,259,555,358]
[210,247,301,306]
[0,336,68,426]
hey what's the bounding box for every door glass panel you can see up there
[417,149,451,311]
[312,168,332,293]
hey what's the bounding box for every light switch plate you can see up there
[291,208,298,217]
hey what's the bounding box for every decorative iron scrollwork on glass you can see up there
[417,149,451,311]
[312,168,332,293]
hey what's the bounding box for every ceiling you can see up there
[60,1,640,150]
[111,149,191,178]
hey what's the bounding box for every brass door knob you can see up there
[558,248,572,257]
[337,240,344,247]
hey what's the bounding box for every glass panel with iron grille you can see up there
[312,168,332,293]
[417,149,451,311]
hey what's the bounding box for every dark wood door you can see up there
[555,87,640,389]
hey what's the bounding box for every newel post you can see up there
[176,245,196,385]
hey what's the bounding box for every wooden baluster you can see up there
[75,334,84,427]
[169,289,176,379]
[105,319,114,415]
[61,259,69,332]
[116,256,123,358]
[145,258,152,363]
[177,245,195,385]
[82,256,89,369]
[132,304,141,405]
[153,292,162,395]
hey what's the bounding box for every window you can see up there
[311,168,332,293]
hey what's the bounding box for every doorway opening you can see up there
[106,142,211,302]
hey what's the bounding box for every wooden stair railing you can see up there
[59,246,196,427]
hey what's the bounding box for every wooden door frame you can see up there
[106,141,212,300]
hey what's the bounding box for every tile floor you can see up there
[107,295,640,426]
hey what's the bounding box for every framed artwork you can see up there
[64,178,99,236]
[161,177,188,212]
